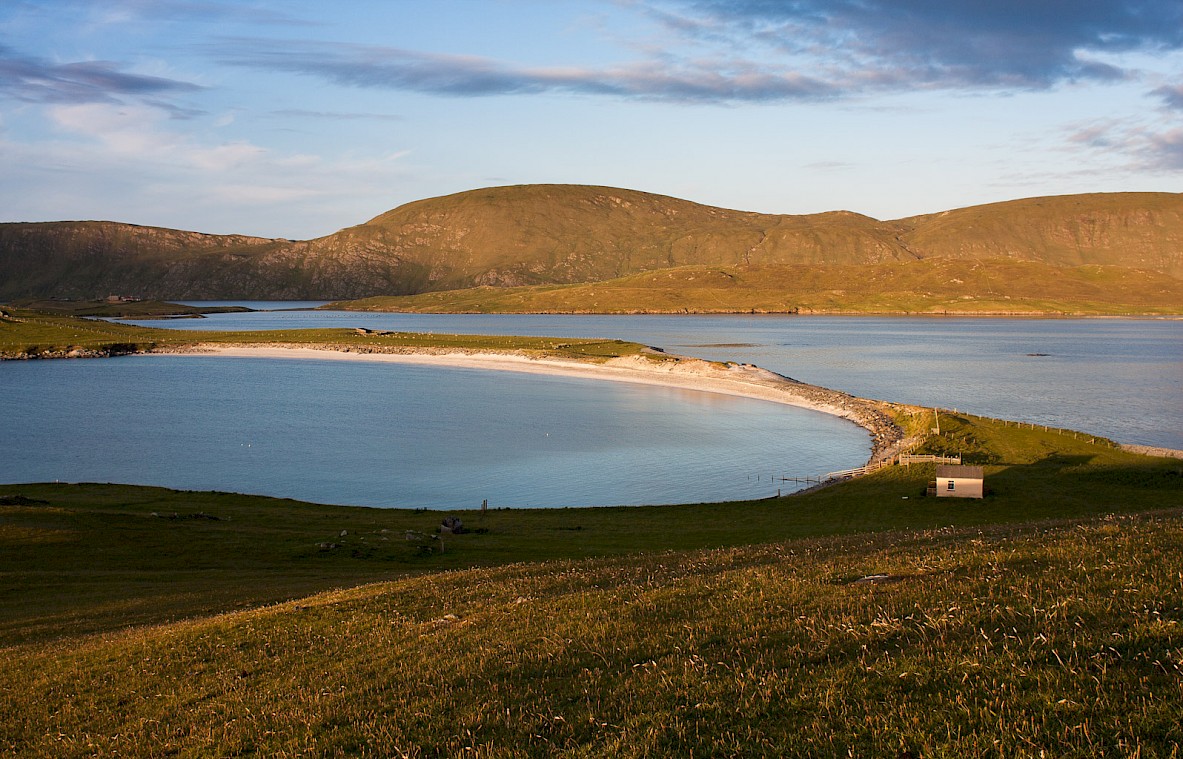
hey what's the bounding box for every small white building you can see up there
[936,464,984,499]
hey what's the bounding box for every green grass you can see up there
[4,299,251,318]
[0,307,647,361]
[2,505,1181,757]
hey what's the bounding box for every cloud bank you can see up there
[210,0,1183,104]
[663,0,1182,88]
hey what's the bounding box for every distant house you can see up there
[935,464,984,499]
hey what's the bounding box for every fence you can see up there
[950,411,1120,448]
[898,453,961,467]
[822,458,894,481]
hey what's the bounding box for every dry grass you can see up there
[333,259,1183,315]
[2,511,1181,757]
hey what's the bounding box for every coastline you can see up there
[164,343,912,463]
[333,306,1183,319]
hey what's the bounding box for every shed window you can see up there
[947,480,956,490]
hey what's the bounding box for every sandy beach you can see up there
[170,344,912,462]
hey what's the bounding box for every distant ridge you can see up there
[2,185,1181,312]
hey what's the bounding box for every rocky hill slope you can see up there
[2,186,1180,302]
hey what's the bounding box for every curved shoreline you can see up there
[162,343,913,464]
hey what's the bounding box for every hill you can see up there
[0,221,403,301]
[2,186,1182,311]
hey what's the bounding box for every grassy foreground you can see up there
[2,411,1181,756]
[2,503,1181,757]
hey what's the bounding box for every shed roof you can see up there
[936,464,984,479]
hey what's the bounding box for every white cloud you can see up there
[2,101,415,237]
[48,102,264,170]
[189,141,266,171]
[50,103,178,154]
[213,182,322,204]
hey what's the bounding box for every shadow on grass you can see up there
[1074,461,1183,490]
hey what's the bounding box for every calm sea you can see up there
[0,353,867,509]
[161,307,1182,449]
[4,308,1178,508]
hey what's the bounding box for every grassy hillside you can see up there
[334,258,1183,315]
[324,185,907,291]
[898,192,1183,276]
[5,511,1180,756]
[0,221,290,300]
[3,186,1182,309]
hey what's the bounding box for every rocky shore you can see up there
[1,343,144,360]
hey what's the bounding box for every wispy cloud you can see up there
[1068,118,1183,172]
[1153,83,1183,109]
[208,1,1182,105]
[0,45,202,105]
[1142,128,1183,170]
[48,103,259,169]
[270,109,404,122]
[86,0,318,29]
[215,40,836,103]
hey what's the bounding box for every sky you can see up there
[1,0,1181,239]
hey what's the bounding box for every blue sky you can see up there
[1,0,1181,239]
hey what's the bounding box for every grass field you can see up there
[2,308,1181,756]
[2,492,1181,756]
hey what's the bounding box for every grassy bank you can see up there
[3,299,252,319]
[0,306,646,361]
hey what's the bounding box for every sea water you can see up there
[157,309,1183,449]
[0,354,868,508]
[6,311,1177,507]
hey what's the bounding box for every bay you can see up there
[8,307,1176,508]
[0,354,868,508]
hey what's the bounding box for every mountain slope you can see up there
[2,186,1181,306]
[896,192,1183,275]
[0,221,419,300]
